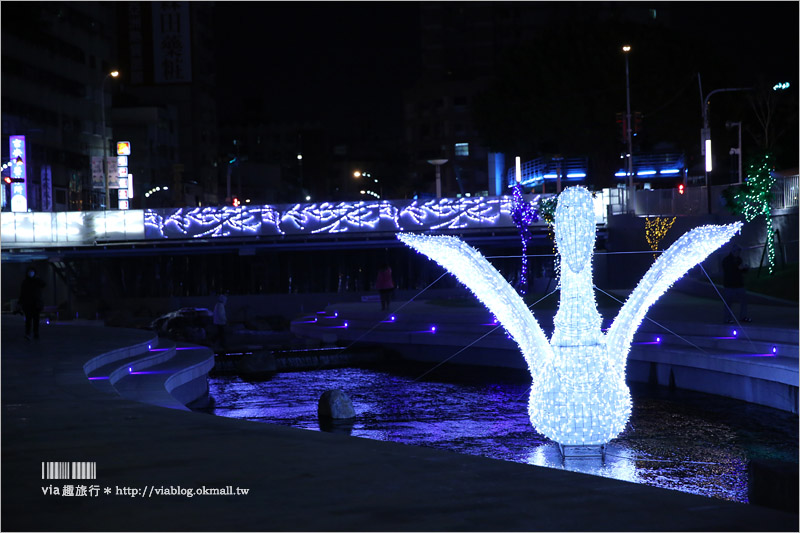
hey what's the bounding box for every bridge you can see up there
[1,194,609,261]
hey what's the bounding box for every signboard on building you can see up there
[9,135,27,212]
[152,2,192,84]
[106,156,119,189]
[41,165,53,212]
[91,156,105,189]
[117,142,131,209]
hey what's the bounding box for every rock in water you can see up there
[317,389,356,420]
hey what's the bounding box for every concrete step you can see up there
[111,343,214,410]
[631,332,797,359]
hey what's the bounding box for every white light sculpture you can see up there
[398,186,741,446]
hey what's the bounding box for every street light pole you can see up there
[100,70,119,209]
[726,121,742,184]
[623,45,634,213]
[427,159,448,199]
[700,82,752,213]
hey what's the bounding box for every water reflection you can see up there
[205,365,797,504]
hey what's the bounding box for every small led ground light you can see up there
[732,329,738,337]
[390,315,396,322]
[772,345,778,355]
[128,367,133,373]
[430,325,437,333]
[343,321,349,328]
[655,336,661,344]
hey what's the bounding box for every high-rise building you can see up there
[1,2,119,211]
[404,2,667,197]
[114,2,219,207]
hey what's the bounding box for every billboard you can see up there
[9,135,27,212]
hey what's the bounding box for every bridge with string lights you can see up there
[1,194,610,261]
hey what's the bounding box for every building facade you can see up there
[1,2,118,211]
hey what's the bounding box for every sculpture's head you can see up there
[554,187,595,273]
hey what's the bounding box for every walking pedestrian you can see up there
[19,266,46,340]
[213,295,228,348]
[375,262,394,311]
[722,244,751,323]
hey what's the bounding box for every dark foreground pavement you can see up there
[1,315,798,532]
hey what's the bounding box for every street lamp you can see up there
[726,121,742,184]
[427,159,448,198]
[698,77,752,213]
[622,45,634,213]
[100,70,119,209]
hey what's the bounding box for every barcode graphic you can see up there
[41,462,96,480]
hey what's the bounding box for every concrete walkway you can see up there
[1,313,798,532]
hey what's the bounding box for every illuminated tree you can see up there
[645,216,676,260]
[734,153,777,274]
[510,185,539,294]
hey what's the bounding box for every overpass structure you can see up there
[1,195,608,261]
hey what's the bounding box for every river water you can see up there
[204,362,798,504]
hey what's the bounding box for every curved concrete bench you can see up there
[83,335,214,410]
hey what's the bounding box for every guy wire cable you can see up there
[593,284,708,354]
[313,271,450,366]
[699,264,758,351]
[414,288,560,384]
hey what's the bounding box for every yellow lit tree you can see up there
[645,216,676,260]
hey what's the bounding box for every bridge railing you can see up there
[2,196,573,249]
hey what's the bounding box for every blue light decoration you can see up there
[143,197,521,240]
[9,135,27,212]
[398,186,741,447]
[507,156,588,188]
[614,153,685,180]
[510,185,540,294]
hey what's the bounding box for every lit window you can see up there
[455,143,469,156]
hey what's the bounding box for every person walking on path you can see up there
[375,262,395,311]
[19,267,46,340]
[722,244,751,323]
[213,295,228,348]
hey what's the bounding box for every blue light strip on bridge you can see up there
[143,197,529,240]
[1,196,556,247]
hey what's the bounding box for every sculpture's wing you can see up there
[397,233,554,373]
[606,222,742,364]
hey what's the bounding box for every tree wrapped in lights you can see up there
[510,185,540,294]
[399,186,741,447]
[733,154,776,274]
[645,216,676,260]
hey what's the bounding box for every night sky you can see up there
[215,2,420,122]
[213,1,798,169]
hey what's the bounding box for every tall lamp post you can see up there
[427,159,448,199]
[726,121,743,184]
[699,78,752,213]
[100,70,119,209]
[622,45,634,213]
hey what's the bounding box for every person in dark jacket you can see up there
[375,262,395,311]
[19,266,46,339]
[721,244,750,323]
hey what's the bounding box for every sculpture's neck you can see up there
[551,263,603,346]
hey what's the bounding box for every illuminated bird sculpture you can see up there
[398,186,741,446]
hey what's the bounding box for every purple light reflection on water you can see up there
[204,366,797,504]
